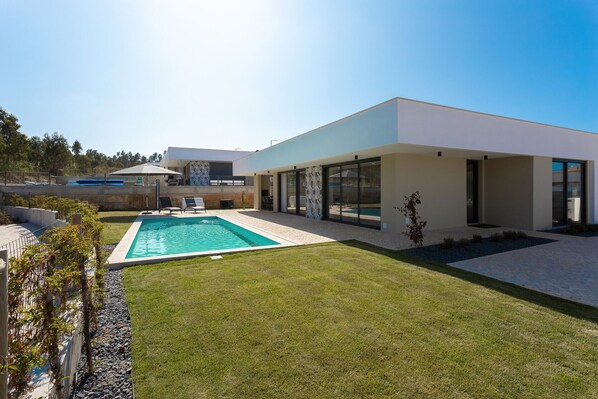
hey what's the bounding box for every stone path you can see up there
[450,235,598,308]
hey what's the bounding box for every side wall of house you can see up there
[381,153,466,233]
[484,157,534,230]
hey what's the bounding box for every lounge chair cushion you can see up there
[183,197,206,213]
[159,197,182,214]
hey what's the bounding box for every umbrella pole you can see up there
[142,176,152,214]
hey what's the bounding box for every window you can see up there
[324,159,381,228]
[552,160,585,226]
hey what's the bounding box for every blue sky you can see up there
[1,0,596,156]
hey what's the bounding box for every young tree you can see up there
[28,136,44,170]
[72,140,83,156]
[0,107,30,171]
[41,132,72,175]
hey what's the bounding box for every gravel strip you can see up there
[70,269,133,398]
[401,237,556,263]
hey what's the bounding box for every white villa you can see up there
[232,98,598,233]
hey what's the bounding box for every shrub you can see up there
[457,238,470,247]
[395,191,427,248]
[1,195,106,395]
[0,211,13,225]
[588,224,598,232]
[490,233,503,242]
[440,237,456,249]
[503,231,519,240]
[517,231,528,239]
[471,234,483,243]
[575,224,589,233]
[562,226,578,235]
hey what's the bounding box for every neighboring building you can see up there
[233,98,598,233]
[160,147,253,186]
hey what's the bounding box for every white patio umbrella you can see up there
[110,164,182,214]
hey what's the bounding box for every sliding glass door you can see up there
[552,160,585,226]
[279,169,306,215]
[324,159,381,228]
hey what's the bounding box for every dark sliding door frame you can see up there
[467,160,479,224]
[322,157,381,229]
[278,169,304,215]
[553,159,586,226]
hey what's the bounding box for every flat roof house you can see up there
[160,147,252,186]
[233,98,598,233]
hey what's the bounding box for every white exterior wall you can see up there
[234,100,399,175]
[233,97,598,228]
[397,99,598,161]
[381,154,465,233]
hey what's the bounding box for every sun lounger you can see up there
[159,197,182,214]
[183,197,207,213]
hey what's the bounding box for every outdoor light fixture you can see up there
[294,166,296,169]
[267,171,270,174]
[484,155,489,160]
[437,151,442,157]
[355,155,358,160]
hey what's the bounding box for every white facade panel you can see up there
[396,99,598,161]
[233,100,399,175]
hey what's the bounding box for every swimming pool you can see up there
[126,216,279,259]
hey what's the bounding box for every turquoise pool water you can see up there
[126,216,279,259]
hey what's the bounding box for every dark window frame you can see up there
[552,159,586,226]
[467,160,479,224]
[278,168,306,216]
[322,157,381,230]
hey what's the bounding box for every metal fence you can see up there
[2,171,55,186]
[0,222,59,259]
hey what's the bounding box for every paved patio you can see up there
[210,210,598,308]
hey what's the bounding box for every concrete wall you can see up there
[0,185,253,211]
[381,153,466,233]
[3,206,65,226]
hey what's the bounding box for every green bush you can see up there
[576,224,589,233]
[503,231,519,240]
[457,238,470,247]
[562,226,578,235]
[490,233,503,242]
[471,234,483,243]
[2,194,106,396]
[588,224,598,232]
[0,211,12,225]
[440,237,456,249]
[517,231,528,239]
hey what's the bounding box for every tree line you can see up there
[0,107,162,175]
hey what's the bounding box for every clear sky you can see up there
[1,0,597,156]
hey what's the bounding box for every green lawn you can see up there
[98,211,139,244]
[124,242,598,399]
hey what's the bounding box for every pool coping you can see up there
[107,212,300,269]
